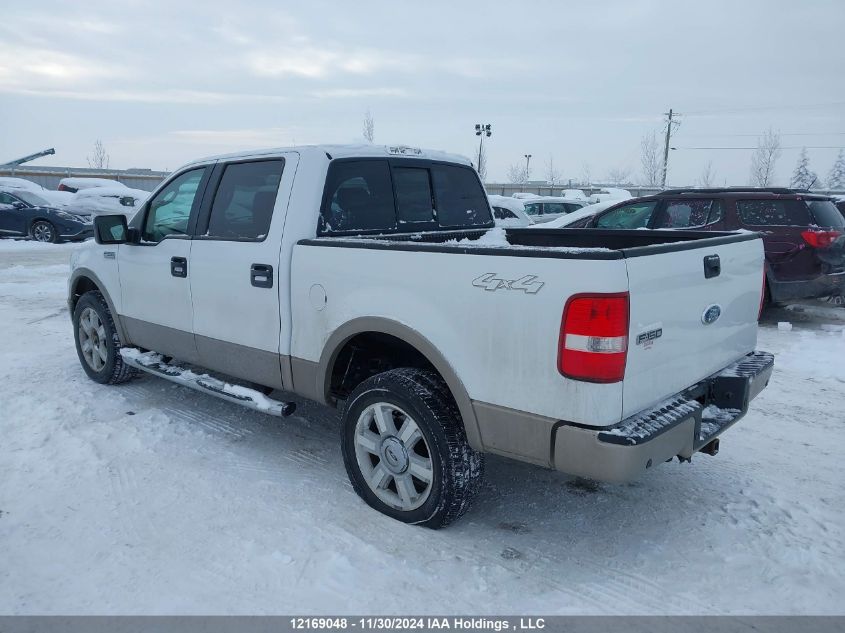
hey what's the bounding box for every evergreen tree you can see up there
[827,150,845,190]
[790,148,819,189]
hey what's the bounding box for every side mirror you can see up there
[94,215,129,244]
[12,201,26,209]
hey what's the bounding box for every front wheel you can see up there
[30,220,58,243]
[341,368,484,528]
[73,290,136,384]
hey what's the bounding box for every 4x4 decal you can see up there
[472,273,544,294]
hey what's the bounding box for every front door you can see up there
[0,193,25,236]
[189,155,295,389]
[118,166,212,363]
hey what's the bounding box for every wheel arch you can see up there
[68,268,129,345]
[315,317,482,451]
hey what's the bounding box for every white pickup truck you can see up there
[69,144,773,528]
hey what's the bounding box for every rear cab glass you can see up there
[319,159,492,235]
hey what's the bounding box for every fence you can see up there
[0,166,169,192]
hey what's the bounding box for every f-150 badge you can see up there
[472,273,544,294]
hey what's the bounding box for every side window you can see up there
[492,206,517,220]
[320,160,396,233]
[543,203,568,215]
[523,202,542,216]
[563,203,582,213]
[736,199,811,226]
[142,168,206,242]
[206,160,283,240]
[0,192,17,205]
[595,201,658,229]
[430,165,492,227]
[655,199,721,228]
[393,167,434,224]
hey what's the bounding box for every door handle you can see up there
[703,254,721,279]
[171,256,188,278]
[251,263,273,288]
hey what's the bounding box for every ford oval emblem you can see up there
[702,304,722,325]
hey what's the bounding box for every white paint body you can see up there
[71,144,763,429]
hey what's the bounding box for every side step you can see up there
[119,348,296,417]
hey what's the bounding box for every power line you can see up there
[672,145,844,150]
[683,132,845,138]
[683,101,845,116]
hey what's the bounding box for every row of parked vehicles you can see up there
[0,176,148,243]
[490,188,845,305]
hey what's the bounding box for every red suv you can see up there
[568,188,845,304]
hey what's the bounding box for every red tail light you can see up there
[801,230,841,249]
[558,292,629,383]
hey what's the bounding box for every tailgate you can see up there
[621,235,764,418]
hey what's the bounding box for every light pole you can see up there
[475,124,492,177]
[524,154,532,180]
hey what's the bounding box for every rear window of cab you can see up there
[319,159,493,235]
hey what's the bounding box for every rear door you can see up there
[189,154,297,390]
[622,235,764,417]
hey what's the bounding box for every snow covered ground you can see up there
[1,240,844,615]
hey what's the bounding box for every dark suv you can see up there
[568,188,845,304]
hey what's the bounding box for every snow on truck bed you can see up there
[1,247,844,615]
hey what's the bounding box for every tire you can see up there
[72,290,136,385]
[341,368,484,528]
[30,220,58,243]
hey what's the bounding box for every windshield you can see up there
[807,200,845,229]
[15,191,51,207]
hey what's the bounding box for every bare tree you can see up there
[362,109,375,143]
[640,131,661,186]
[506,163,528,184]
[749,127,782,187]
[607,166,631,185]
[87,139,110,170]
[698,161,716,188]
[580,162,592,186]
[545,155,561,185]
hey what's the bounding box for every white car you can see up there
[511,192,540,199]
[69,144,772,528]
[64,186,150,218]
[58,177,128,193]
[588,187,632,204]
[487,195,533,226]
[521,196,589,223]
[0,177,74,207]
[535,199,625,228]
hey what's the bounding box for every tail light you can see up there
[558,292,629,383]
[801,230,841,249]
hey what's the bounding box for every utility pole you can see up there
[524,154,532,179]
[661,108,679,188]
[475,124,492,177]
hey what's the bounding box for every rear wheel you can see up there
[73,290,136,384]
[341,368,484,528]
[30,220,58,243]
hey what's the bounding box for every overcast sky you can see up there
[2,0,844,186]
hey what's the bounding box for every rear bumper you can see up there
[551,351,774,482]
[769,271,845,302]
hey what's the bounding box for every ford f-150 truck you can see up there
[68,144,773,528]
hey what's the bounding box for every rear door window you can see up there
[654,199,723,228]
[595,200,658,229]
[430,164,492,227]
[523,202,542,217]
[205,160,284,240]
[321,160,396,233]
[543,203,568,216]
[736,199,811,226]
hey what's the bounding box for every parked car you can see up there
[0,188,93,242]
[536,199,628,228]
[588,187,632,204]
[58,177,128,193]
[0,177,74,207]
[69,145,771,528]
[487,195,533,226]
[560,188,588,201]
[834,195,845,219]
[550,188,845,304]
[64,186,150,219]
[522,196,588,223]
